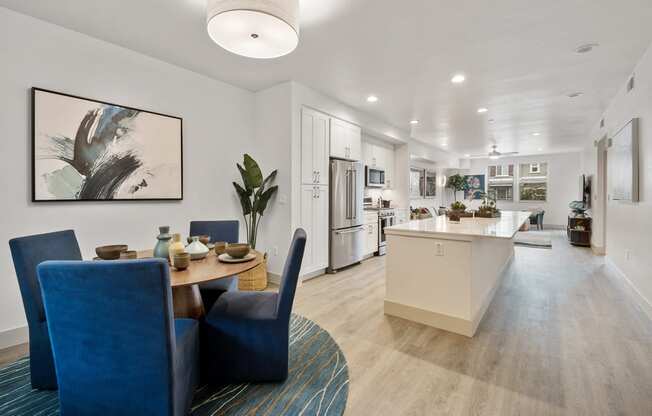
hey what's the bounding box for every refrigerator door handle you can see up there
[345,169,351,219]
[335,227,365,235]
[351,169,357,219]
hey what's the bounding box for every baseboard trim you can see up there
[267,272,281,285]
[300,268,327,282]
[591,245,606,256]
[605,257,652,321]
[0,326,28,350]
[384,300,475,337]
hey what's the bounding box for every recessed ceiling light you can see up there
[575,43,599,54]
[567,92,583,98]
[367,95,379,103]
[464,154,471,158]
[477,108,488,114]
[537,148,543,151]
[532,132,541,136]
[451,74,466,84]
[442,143,448,147]
[410,120,419,125]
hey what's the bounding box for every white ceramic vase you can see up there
[186,236,209,260]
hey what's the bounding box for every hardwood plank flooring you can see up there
[2,231,651,415]
[292,231,652,415]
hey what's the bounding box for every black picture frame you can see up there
[31,87,183,202]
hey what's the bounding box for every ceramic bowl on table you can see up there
[95,245,128,260]
[225,243,250,259]
[187,235,211,246]
[213,242,227,255]
[173,252,191,271]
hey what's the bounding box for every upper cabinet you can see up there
[330,118,362,161]
[301,108,330,185]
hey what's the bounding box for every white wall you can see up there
[583,41,652,311]
[457,153,583,227]
[0,8,258,340]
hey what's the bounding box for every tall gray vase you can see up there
[153,226,172,260]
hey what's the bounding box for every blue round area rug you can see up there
[0,314,349,416]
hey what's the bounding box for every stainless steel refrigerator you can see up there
[329,159,365,272]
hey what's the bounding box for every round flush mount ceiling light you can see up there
[477,107,488,114]
[367,95,379,103]
[410,120,419,125]
[207,0,300,59]
[451,74,466,84]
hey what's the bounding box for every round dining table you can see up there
[138,249,264,319]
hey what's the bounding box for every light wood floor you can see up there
[292,231,652,415]
[2,231,651,415]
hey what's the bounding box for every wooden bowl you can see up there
[214,242,227,255]
[225,243,250,259]
[187,235,211,245]
[96,245,128,260]
[173,252,191,271]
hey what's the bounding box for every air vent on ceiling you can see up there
[627,75,635,93]
[600,118,605,128]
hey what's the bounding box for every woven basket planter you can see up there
[238,253,268,291]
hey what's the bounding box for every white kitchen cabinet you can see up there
[299,185,329,274]
[363,211,379,255]
[301,108,330,185]
[330,118,362,161]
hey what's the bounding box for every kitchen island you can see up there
[384,211,530,337]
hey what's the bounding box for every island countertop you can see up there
[385,210,531,240]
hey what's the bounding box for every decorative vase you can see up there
[153,226,172,260]
[186,236,209,260]
[168,233,186,266]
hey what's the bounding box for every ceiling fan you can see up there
[469,145,519,160]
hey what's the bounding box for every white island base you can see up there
[384,211,530,337]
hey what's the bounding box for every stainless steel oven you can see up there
[378,209,395,256]
[365,166,385,188]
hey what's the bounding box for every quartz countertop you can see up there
[385,210,531,240]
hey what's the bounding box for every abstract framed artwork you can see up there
[32,88,183,201]
[464,174,485,200]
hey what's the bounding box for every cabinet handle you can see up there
[317,171,320,183]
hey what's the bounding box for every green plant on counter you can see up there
[233,154,278,249]
[446,174,466,201]
[450,201,467,212]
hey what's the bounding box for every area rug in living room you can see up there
[513,231,553,249]
[0,314,349,416]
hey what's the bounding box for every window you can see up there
[519,162,548,201]
[425,170,437,198]
[409,167,425,198]
[529,163,541,174]
[488,164,514,201]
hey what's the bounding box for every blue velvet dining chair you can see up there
[189,220,240,309]
[202,228,306,384]
[37,258,199,415]
[8,230,82,390]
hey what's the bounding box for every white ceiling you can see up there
[3,0,652,157]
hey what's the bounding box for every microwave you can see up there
[365,166,385,187]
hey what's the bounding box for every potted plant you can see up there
[448,200,467,223]
[446,174,466,202]
[232,154,278,249]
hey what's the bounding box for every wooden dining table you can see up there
[138,249,264,319]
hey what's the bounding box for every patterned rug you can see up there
[0,315,349,416]
[514,231,553,249]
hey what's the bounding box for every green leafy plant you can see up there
[233,154,278,249]
[446,174,466,201]
[450,201,467,212]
